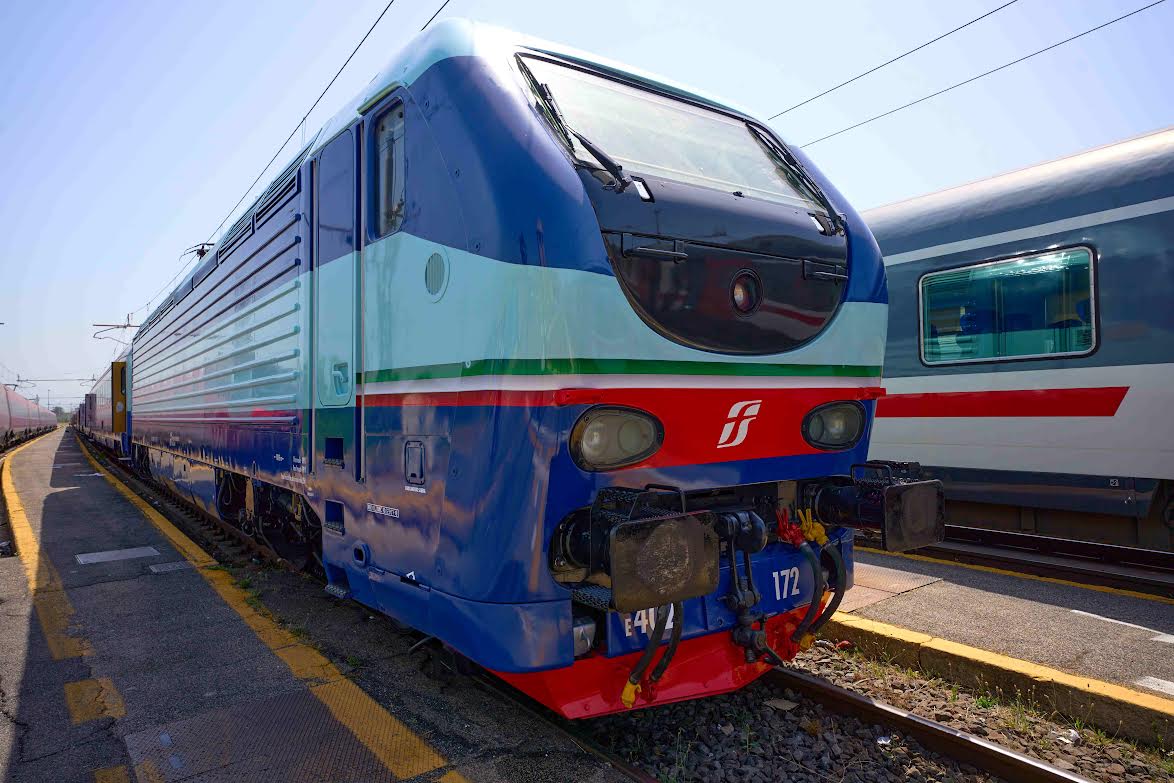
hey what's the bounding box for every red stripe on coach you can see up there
[875,386,1129,418]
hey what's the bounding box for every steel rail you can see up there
[468,672,660,783]
[768,668,1096,783]
[79,431,657,782]
[79,431,1104,782]
[944,525,1174,573]
[858,526,1174,597]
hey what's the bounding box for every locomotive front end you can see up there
[496,51,944,716]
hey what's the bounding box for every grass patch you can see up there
[975,694,997,709]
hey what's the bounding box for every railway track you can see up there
[78,431,1106,783]
[61,428,1168,605]
[766,668,1093,783]
[884,525,1174,597]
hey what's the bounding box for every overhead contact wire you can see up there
[141,0,456,329]
[767,0,1019,120]
[800,0,1168,148]
[203,0,402,246]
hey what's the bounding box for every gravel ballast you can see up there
[101,452,1173,783]
[584,641,1174,783]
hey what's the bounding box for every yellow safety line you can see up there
[856,545,1174,606]
[132,761,164,783]
[77,436,455,781]
[64,677,127,724]
[829,611,1174,717]
[2,437,91,658]
[93,766,131,783]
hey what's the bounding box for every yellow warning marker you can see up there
[77,436,450,780]
[64,677,126,725]
[93,766,131,783]
[3,438,91,659]
[132,760,165,783]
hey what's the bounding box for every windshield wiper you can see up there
[752,127,845,235]
[537,83,631,193]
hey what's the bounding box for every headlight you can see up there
[731,269,762,315]
[802,401,865,450]
[570,406,663,471]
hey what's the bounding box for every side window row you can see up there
[919,246,1095,365]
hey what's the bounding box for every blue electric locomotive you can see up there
[85,21,942,717]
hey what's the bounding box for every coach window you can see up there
[373,106,405,237]
[919,247,1095,364]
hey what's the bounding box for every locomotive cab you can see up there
[487,48,945,714]
[519,54,855,356]
[102,20,944,723]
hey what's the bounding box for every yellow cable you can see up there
[798,508,828,546]
[621,680,641,708]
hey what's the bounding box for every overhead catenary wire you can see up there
[767,0,1019,120]
[135,0,456,326]
[203,0,403,247]
[420,0,454,30]
[130,244,214,318]
[799,0,1168,148]
[202,0,456,247]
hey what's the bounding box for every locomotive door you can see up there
[313,128,360,477]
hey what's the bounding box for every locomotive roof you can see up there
[863,126,1174,261]
[308,18,753,156]
[136,19,753,342]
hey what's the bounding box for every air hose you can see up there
[790,542,825,645]
[809,543,846,635]
[621,604,669,708]
[649,601,685,684]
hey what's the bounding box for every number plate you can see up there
[603,536,851,656]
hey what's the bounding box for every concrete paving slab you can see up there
[3,430,630,783]
[75,547,161,565]
[123,687,396,782]
[835,584,895,613]
[844,549,1174,698]
[854,560,941,594]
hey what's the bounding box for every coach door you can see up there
[313,128,360,477]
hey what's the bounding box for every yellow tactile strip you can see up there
[825,612,1174,746]
[75,436,466,781]
[64,677,127,725]
[2,437,92,658]
[93,766,132,783]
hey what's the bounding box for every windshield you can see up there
[521,56,822,210]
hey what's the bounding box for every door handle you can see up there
[332,362,350,395]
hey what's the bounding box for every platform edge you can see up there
[824,611,1173,747]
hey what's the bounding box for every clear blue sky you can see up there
[1,0,1171,407]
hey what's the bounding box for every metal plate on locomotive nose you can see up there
[607,512,719,613]
[882,480,945,552]
[604,537,834,657]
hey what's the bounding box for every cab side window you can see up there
[373,106,405,237]
[920,247,1095,365]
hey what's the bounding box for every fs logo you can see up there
[716,399,762,449]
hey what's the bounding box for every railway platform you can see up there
[832,547,1174,743]
[0,429,627,783]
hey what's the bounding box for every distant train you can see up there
[77,20,941,717]
[867,128,1173,552]
[1,386,57,447]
